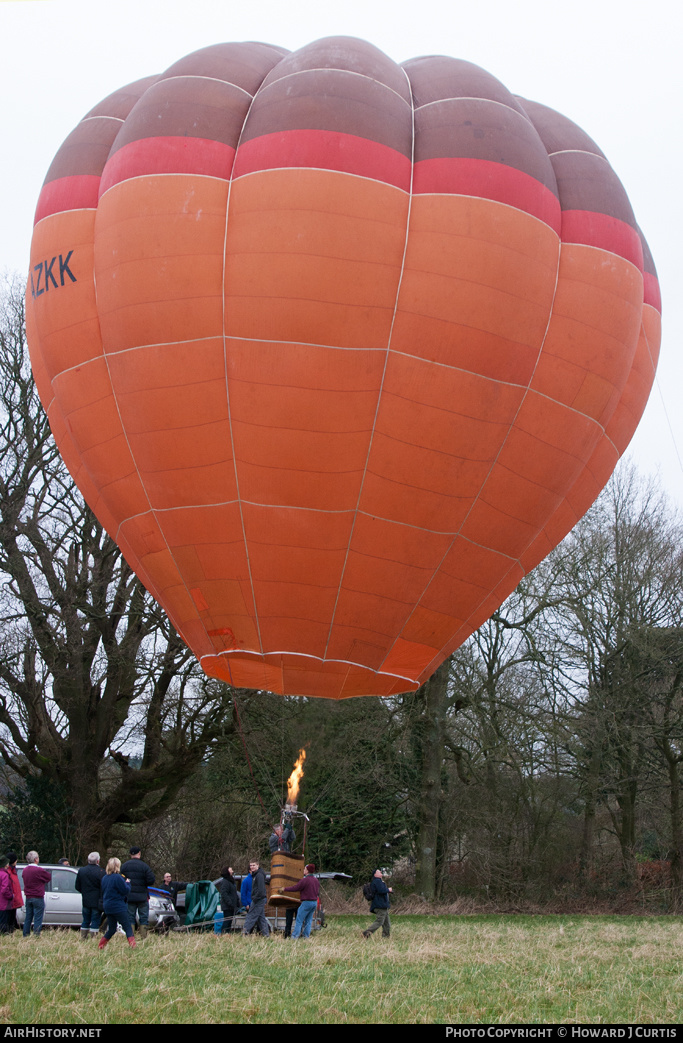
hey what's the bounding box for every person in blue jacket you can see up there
[99,858,136,950]
[240,868,252,910]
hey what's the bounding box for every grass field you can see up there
[1,914,681,1024]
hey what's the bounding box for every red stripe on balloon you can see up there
[99,137,236,195]
[561,210,644,269]
[412,156,561,232]
[643,272,662,313]
[232,129,412,191]
[34,175,100,224]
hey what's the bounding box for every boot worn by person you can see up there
[128,936,136,948]
[98,937,108,950]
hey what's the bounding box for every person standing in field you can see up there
[241,860,270,937]
[121,846,155,939]
[21,852,51,937]
[5,854,23,934]
[0,858,15,934]
[218,866,238,934]
[99,857,135,950]
[240,867,252,912]
[362,869,393,940]
[162,872,186,909]
[283,863,320,940]
[76,852,105,939]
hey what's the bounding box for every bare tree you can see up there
[627,626,683,904]
[439,574,573,901]
[549,466,683,883]
[408,559,567,900]
[411,659,451,899]
[0,277,238,857]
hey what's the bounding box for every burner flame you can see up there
[287,748,306,805]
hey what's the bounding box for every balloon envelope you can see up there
[26,38,661,698]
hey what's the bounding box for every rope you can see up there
[232,694,271,818]
[174,917,222,932]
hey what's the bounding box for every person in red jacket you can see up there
[0,857,15,933]
[22,851,51,937]
[5,853,23,933]
[283,864,320,940]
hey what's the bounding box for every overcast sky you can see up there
[2,0,682,507]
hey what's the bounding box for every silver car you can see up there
[15,864,179,931]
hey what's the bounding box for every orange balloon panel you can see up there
[26,39,661,698]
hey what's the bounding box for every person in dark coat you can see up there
[218,866,238,934]
[361,869,393,939]
[121,846,155,938]
[162,872,187,909]
[241,860,270,937]
[99,858,135,950]
[75,852,105,939]
[268,823,296,853]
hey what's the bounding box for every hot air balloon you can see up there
[25,37,661,699]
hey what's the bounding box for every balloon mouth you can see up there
[200,649,420,700]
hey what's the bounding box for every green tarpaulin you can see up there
[184,880,220,929]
